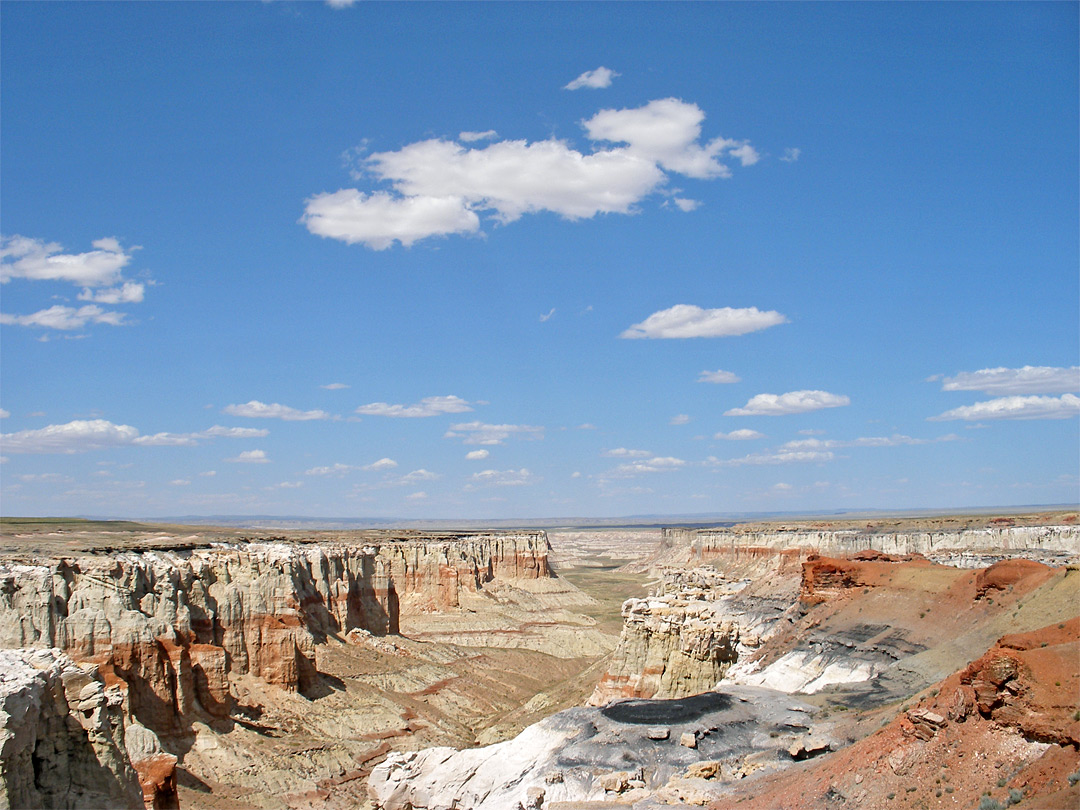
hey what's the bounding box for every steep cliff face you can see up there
[0,534,552,735]
[588,567,795,705]
[660,524,1079,566]
[0,647,161,810]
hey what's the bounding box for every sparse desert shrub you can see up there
[945,786,954,794]
[886,793,895,800]
[1008,788,1023,805]
[979,797,1004,810]
[997,777,1007,788]
[1067,771,1080,786]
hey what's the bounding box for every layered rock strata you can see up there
[588,566,795,705]
[0,534,552,735]
[660,524,1079,567]
[0,647,174,810]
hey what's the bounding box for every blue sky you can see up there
[1,1,1077,519]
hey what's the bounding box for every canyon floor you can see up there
[0,514,1077,810]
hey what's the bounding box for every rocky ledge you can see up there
[0,533,552,735]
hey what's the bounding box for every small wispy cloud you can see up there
[621,305,788,339]
[444,421,544,445]
[466,449,490,460]
[469,468,537,486]
[564,66,619,90]
[224,400,331,421]
[725,390,850,416]
[780,147,801,163]
[540,308,556,322]
[698,369,741,384]
[937,365,1080,396]
[929,394,1080,422]
[226,449,269,464]
[364,457,398,471]
[356,395,472,418]
[321,382,350,390]
[670,414,691,425]
[714,429,764,440]
[459,130,498,143]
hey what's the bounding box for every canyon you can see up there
[0,512,1077,809]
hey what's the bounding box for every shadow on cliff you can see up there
[600,691,732,725]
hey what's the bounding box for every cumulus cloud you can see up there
[698,369,741,384]
[302,98,756,250]
[444,421,544,445]
[1,235,134,287]
[938,366,1080,396]
[355,395,473,418]
[620,305,787,339]
[584,98,754,178]
[226,449,269,463]
[200,425,269,438]
[465,449,490,460]
[928,394,1080,422]
[469,468,536,486]
[364,457,398,471]
[564,66,619,90]
[672,198,700,212]
[224,400,331,421]
[670,414,691,425]
[302,190,480,250]
[602,447,651,458]
[1,304,126,330]
[77,281,145,304]
[725,390,850,416]
[0,420,263,454]
[714,429,764,440]
[1,419,139,454]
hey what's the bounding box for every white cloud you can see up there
[670,414,691,425]
[444,421,544,445]
[1,304,126,330]
[226,449,269,463]
[406,490,428,500]
[714,429,764,440]
[397,469,440,484]
[459,130,498,142]
[269,481,303,489]
[610,456,687,476]
[355,395,472,418]
[780,148,801,163]
[584,98,752,179]
[939,366,1080,395]
[577,423,597,430]
[620,304,787,339]
[303,99,755,250]
[672,197,700,212]
[564,66,619,90]
[708,450,835,467]
[928,394,1080,422]
[1,235,134,287]
[773,482,793,491]
[698,369,741,384]
[326,0,358,7]
[321,382,350,390]
[725,390,850,416]
[170,479,190,486]
[602,447,651,458]
[781,434,960,450]
[364,457,398,471]
[540,308,555,322]
[223,400,331,421]
[302,190,480,250]
[465,449,490,460]
[306,463,357,476]
[0,409,9,419]
[77,281,145,304]
[1,419,139,454]
[570,471,582,478]
[199,470,217,477]
[799,429,826,436]
[200,425,269,438]
[470,468,536,486]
